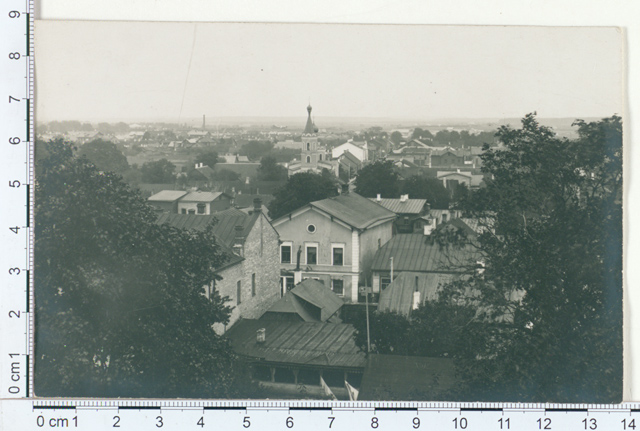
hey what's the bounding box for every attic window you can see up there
[306,224,316,233]
[197,203,206,214]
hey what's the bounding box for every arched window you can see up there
[306,142,310,151]
[306,156,311,164]
[319,154,323,161]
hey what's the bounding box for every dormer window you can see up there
[197,203,206,214]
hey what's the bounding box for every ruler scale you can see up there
[0,1,635,429]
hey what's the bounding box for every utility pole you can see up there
[365,286,371,353]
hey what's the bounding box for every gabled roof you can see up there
[148,190,188,202]
[225,319,365,369]
[291,279,344,321]
[339,151,362,166]
[369,198,427,215]
[377,271,455,316]
[359,355,457,400]
[195,165,216,179]
[309,193,396,230]
[156,209,259,248]
[180,191,227,203]
[370,233,478,273]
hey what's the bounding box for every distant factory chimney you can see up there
[202,114,206,130]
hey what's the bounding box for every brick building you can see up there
[157,200,281,333]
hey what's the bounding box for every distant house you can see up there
[359,355,457,401]
[147,190,188,213]
[337,151,363,178]
[272,188,396,303]
[225,319,366,399]
[262,278,344,323]
[437,169,485,190]
[176,191,232,215]
[157,201,281,333]
[369,195,429,233]
[331,141,367,162]
[369,232,479,294]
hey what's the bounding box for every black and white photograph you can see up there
[33,21,623,402]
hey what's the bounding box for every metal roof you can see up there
[377,272,455,316]
[225,319,366,369]
[359,354,457,400]
[310,193,396,230]
[156,209,258,248]
[369,198,427,215]
[370,233,478,273]
[291,279,344,322]
[147,190,188,202]
[180,191,226,202]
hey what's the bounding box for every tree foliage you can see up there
[437,114,622,402]
[77,139,129,174]
[35,140,257,398]
[401,175,450,209]
[194,150,219,169]
[239,140,274,160]
[390,131,403,145]
[267,172,338,219]
[257,156,288,181]
[140,158,176,184]
[354,160,399,198]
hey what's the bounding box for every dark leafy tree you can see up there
[239,140,274,160]
[77,139,129,174]
[354,160,399,198]
[438,114,622,402]
[194,150,219,169]
[411,127,434,141]
[140,158,176,184]
[35,139,259,398]
[257,156,288,181]
[390,131,403,145]
[401,175,450,209]
[267,172,338,219]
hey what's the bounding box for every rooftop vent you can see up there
[256,328,266,344]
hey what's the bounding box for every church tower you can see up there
[301,104,319,168]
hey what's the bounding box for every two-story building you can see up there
[148,190,232,214]
[369,195,429,233]
[157,200,281,333]
[272,188,396,303]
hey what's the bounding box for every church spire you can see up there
[303,104,316,135]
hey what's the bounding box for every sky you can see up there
[35,21,624,123]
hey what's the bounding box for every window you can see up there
[307,142,310,151]
[306,224,316,233]
[319,154,323,161]
[332,279,344,296]
[236,280,242,305]
[197,203,206,214]
[285,277,295,292]
[381,275,392,290]
[181,208,187,214]
[332,245,344,266]
[188,209,196,214]
[252,273,256,297]
[280,243,292,263]
[306,155,311,163]
[306,245,317,265]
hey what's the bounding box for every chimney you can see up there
[376,193,381,202]
[233,225,245,256]
[253,197,262,213]
[400,194,408,202]
[256,328,266,344]
[341,183,349,195]
[412,291,421,310]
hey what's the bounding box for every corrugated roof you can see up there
[369,198,427,215]
[225,319,366,369]
[370,233,478,273]
[180,191,224,202]
[148,190,188,202]
[310,193,396,230]
[377,272,455,316]
[359,354,457,400]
